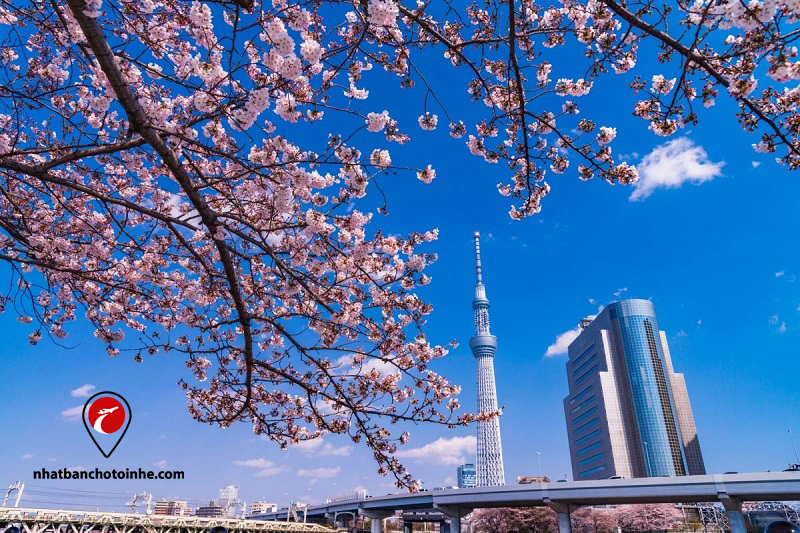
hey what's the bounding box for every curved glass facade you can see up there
[609,300,688,477]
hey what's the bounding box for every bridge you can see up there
[253,472,800,533]
[0,507,333,533]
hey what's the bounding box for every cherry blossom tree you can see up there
[470,508,525,533]
[518,507,559,533]
[614,504,685,532]
[1,0,800,488]
[572,507,617,533]
[469,507,558,533]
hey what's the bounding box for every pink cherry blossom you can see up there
[3,0,800,490]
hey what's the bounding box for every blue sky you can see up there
[2,14,800,513]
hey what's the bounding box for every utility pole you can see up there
[789,429,800,463]
[536,452,542,478]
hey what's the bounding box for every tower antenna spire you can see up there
[474,231,483,284]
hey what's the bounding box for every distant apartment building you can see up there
[326,489,369,503]
[563,299,706,480]
[153,500,191,516]
[248,501,278,515]
[195,502,225,517]
[218,485,238,507]
[457,463,477,488]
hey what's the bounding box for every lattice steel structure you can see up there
[695,501,800,532]
[0,507,333,533]
[469,231,505,487]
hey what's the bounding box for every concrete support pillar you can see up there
[545,499,575,533]
[719,495,747,533]
[448,516,460,533]
[556,511,572,533]
[361,510,393,533]
[434,505,469,533]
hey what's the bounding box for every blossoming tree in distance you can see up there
[0,0,798,487]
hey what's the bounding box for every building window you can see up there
[574,418,598,434]
[572,344,596,367]
[571,396,595,414]
[574,355,598,376]
[579,465,606,478]
[570,385,593,405]
[578,453,604,466]
[575,429,600,445]
[575,364,599,384]
[577,441,602,456]
[573,406,597,424]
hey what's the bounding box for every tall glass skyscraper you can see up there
[563,299,706,480]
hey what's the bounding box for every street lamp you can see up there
[536,451,543,478]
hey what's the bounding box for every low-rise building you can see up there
[195,502,225,518]
[153,500,191,516]
[248,502,278,515]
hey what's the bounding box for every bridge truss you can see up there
[0,508,333,533]
[696,501,800,533]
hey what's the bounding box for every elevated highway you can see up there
[254,472,800,533]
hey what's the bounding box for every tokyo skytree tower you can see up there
[469,231,506,486]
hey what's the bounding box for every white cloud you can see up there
[395,436,476,466]
[334,354,396,377]
[674,329,688,338]
[631,137,724,201]
[291,438,351,457]
[21,453,33,460]
[769,315,787,333]
[613,287,628,298]
[544,327,582,358]
[233,458,289,477]
[297,467,341,479]
[752,161,761,168]
[153,459,168,468]
[310,399,349,417]
[70,384,96,398]
[776,271,785,277]
[61,405,83,421]
[67,466,86,472]
[443,476,456,486]
[697,319,702,328]
[588,298,596,304]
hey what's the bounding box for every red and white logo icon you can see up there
[82,391,131,457]
[87,397,126,434]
